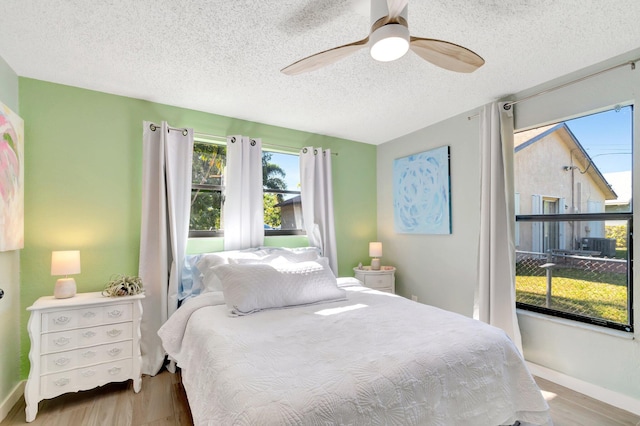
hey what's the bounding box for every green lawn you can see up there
[516,268,629,324]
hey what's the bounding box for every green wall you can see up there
[19,78,377,377]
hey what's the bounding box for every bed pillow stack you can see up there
[181,247,322,299]
[213,257,346,315]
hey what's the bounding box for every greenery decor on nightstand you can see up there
[102,275,144,297]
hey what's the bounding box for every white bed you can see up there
[159,258,551,426]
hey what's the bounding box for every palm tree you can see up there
[262,152,287,201]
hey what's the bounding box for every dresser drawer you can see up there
[363,274,393,290]
[40,359,133,399]
[42,303,132,332]
[77,359,132,388]
[41,322,133,354]
[41,341,133,374]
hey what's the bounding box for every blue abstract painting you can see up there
[393,146,451,234]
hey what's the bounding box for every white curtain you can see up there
[300,147,338,274]
[224,135,264,250]
[139,121,193,375]
[475,102,523,353]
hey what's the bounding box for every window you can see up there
[190,141,226,237]
[514,106,633,332]
[189,142,305,237]
[263,151,305,236]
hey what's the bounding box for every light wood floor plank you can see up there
[534,376,639,426]
[2,369,638,425]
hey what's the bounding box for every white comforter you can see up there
[159,286,551,426]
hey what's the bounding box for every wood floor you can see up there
[2,370,638,425]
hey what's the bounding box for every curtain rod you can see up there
[149,124,338,155]
[467,57,638,120]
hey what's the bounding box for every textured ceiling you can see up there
[1,1,640,145]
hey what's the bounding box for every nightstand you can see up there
[25,292,144,422]
[353,266,396,294]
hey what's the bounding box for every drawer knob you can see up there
[53,337,71,346]
[54,378,70,387]
[107,329,123,337]
[107,348,122,357]
[82,351,97,359]
[107,309,123,318]
[54,357,71,366]
[53,316,71,325]
[81,369,96,377]
[108,367,121,375]
[82,331,97,338]
[82,311,97,318]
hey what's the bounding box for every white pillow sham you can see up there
[214,257,346,315]
[196,247,322,293]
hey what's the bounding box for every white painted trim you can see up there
[527,361,640,416]
[0,380,25,423]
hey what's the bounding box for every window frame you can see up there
[189,140,226,238]
[262,151,305,237]
[188,143,306,238]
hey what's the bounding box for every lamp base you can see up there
[54,278,77,299]
[371,258,381,270]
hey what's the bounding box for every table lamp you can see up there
[369,242,382,270]
[51,250,81,299]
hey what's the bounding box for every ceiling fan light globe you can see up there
[370,24,410,62]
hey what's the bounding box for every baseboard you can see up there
[526,361,640,416]
[0,380,25,423]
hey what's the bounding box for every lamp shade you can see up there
[369,242,383,258]
[51,251,81,276]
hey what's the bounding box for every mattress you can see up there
[158,284,551,425]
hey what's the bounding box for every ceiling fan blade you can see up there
[410,37,485,73]
[386,0,408,20]
[281,37,369,75]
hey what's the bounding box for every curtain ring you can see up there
[150,123,158,131]
[503,103,512,111]
[230,136,236,143]
[250,139,256,146]
[182,129,188,136]
[313,148,318,155]
[302,147,308,153]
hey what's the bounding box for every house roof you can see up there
[515,123,617,200]
[1,2,640,145]
[275,195,301,208]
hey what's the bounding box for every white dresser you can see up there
[25,292,144,422]
[353,266,396,293]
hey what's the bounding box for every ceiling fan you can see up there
[281,0,485,75]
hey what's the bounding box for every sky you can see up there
[564,105,633,175]
[564,105,633,202]
[270,151,300,195]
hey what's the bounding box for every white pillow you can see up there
[214,257,346,315]
[194,247,322,293]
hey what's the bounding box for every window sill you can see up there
[516,309,635,340]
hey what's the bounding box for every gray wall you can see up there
[0,54,21,419]
[377,112,480,316]
[377,47,640,404]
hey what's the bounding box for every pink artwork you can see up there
[0,100,24,251]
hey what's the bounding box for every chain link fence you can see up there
[515,250,629,324]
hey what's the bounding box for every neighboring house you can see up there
[275,195,304,230]
[604,170,632,213]
[514,123,617,254]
